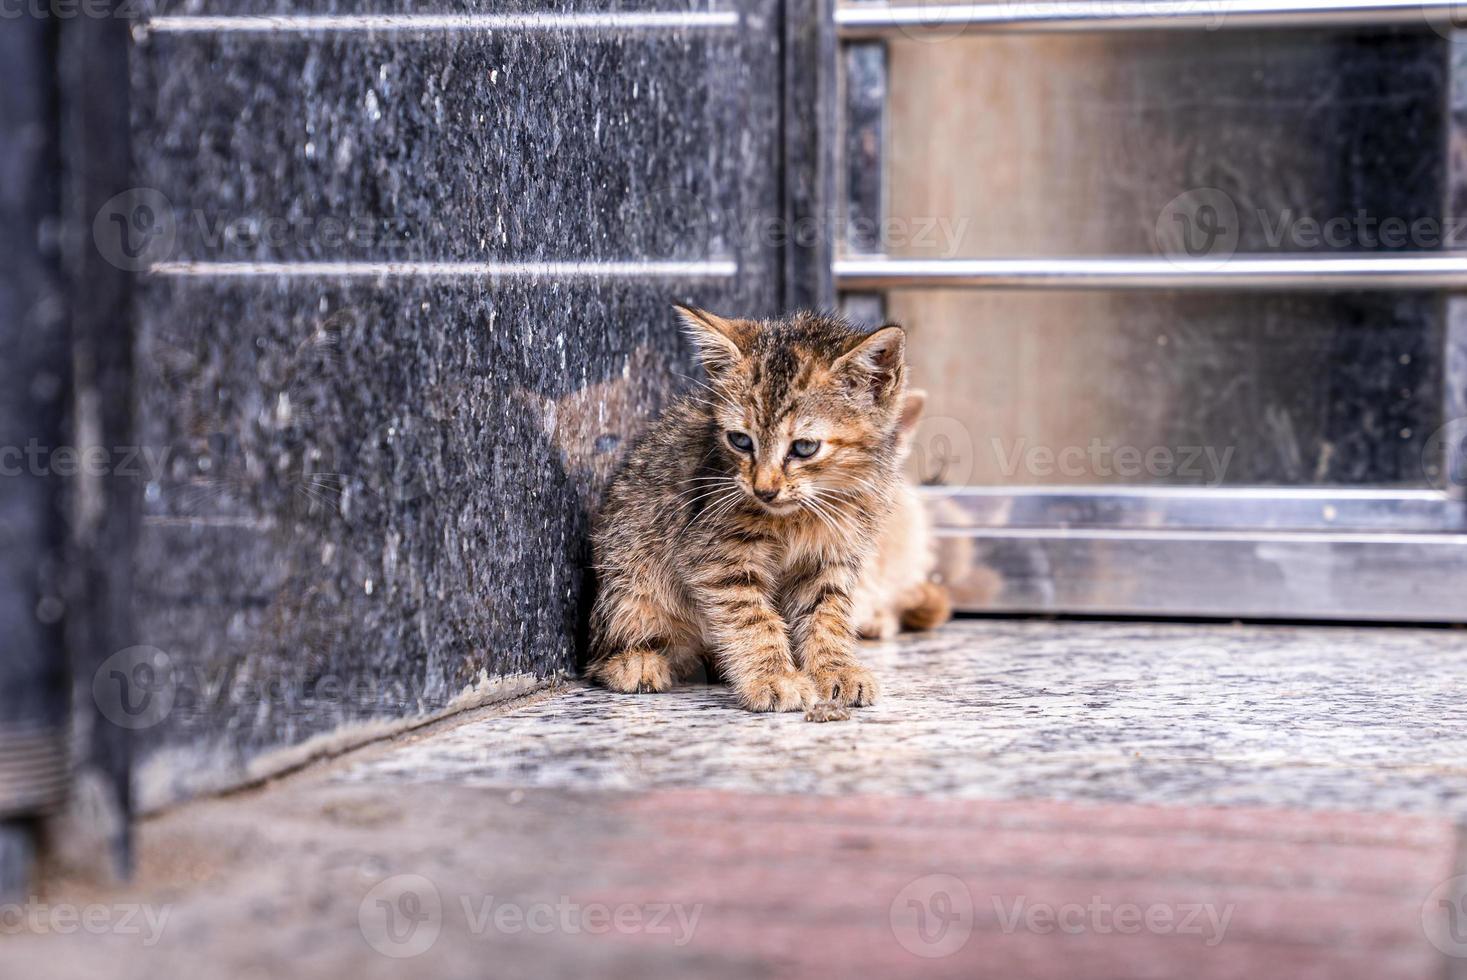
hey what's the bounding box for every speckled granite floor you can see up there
[11,620,1467,979]
[341,619,1467,818]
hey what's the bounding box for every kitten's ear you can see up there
[833,324,906,407]
[675,305,750,374]
[900,389,927,434]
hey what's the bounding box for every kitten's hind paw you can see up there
[808,663,879,707]
[592,648,675,694]
[736,672,816,712]
[900,581,953,632]
[856,611,899,641]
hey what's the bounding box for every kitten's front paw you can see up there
[808,663,879,707]
[737,672,815,712]
[593,648,675,694]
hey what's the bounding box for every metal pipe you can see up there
[835,254,1467,290]
[835,0,1463,36]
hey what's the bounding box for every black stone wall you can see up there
[123,1,788,805]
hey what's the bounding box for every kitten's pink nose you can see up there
[752,464,784,503]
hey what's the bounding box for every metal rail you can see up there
[144,11,742,36]
[835,0,1464,37]
[835,254,1467,290]
[923,486,1467,532]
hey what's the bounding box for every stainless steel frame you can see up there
[837,0,1466,37]
[928,487,1467,533]
[937,527,1467,621]
[837,254,1467,291]
[926,488,1467,620]
[831,4,1467,622]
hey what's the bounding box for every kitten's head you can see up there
[677,306,906,515]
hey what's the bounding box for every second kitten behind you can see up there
[849,389,953,639]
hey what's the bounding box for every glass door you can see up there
[828,4,1467,620]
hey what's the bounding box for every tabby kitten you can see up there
[589,307,907,712]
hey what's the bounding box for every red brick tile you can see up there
[580,790,1458,980]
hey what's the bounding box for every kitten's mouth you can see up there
[749,495,800,515]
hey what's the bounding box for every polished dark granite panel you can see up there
[133,29,768,264]
[127,5,781,804]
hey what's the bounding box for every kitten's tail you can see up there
[899,580,953,632]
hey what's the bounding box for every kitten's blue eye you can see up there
[789,439,821,459]
[727,431,754,453]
